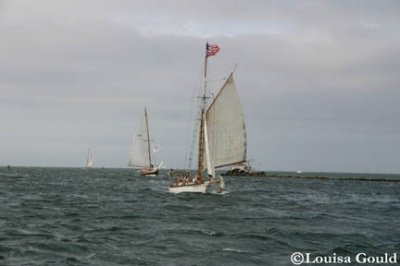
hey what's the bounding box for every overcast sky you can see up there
[1,0,399,173]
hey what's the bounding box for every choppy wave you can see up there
[0,167,399,265]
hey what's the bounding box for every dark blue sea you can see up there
[0,167,399,266]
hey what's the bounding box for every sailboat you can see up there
[169,43,247,193]
[128,107,159,176]
[85,147,94,169]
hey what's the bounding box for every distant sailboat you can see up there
[128,107,159,176]
[169,43,247,193]
[85,147,94,169]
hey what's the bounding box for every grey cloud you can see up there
[1,0,399,173]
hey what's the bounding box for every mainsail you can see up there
[128,108,152,168]
[205,74,247,168]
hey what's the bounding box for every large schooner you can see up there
[128,107,159,176]
[169,43,247,193]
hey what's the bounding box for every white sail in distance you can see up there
[205,74,247,168]
[86,147,94,168]
[128,110,151,168]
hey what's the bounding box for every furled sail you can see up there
[205,74,247,168]
[128,111,151,168]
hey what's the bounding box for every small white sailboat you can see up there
[85,147,94,169]
[169,43,247,193]
[128,107,159,176]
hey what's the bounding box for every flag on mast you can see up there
[206,43,220,57]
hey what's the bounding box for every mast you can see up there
[144,107,152,168]
[195,42,220,182]
[195,44,210,182]
[196,108,205,181]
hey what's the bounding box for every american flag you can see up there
[206,43,220,57]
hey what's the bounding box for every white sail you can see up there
[203,115,215,178]
[86,147,94,168]
[205,74,247,168]
[128,109,151,168]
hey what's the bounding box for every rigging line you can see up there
[183,69,203,169]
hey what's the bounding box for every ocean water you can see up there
[0,167,399,266]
